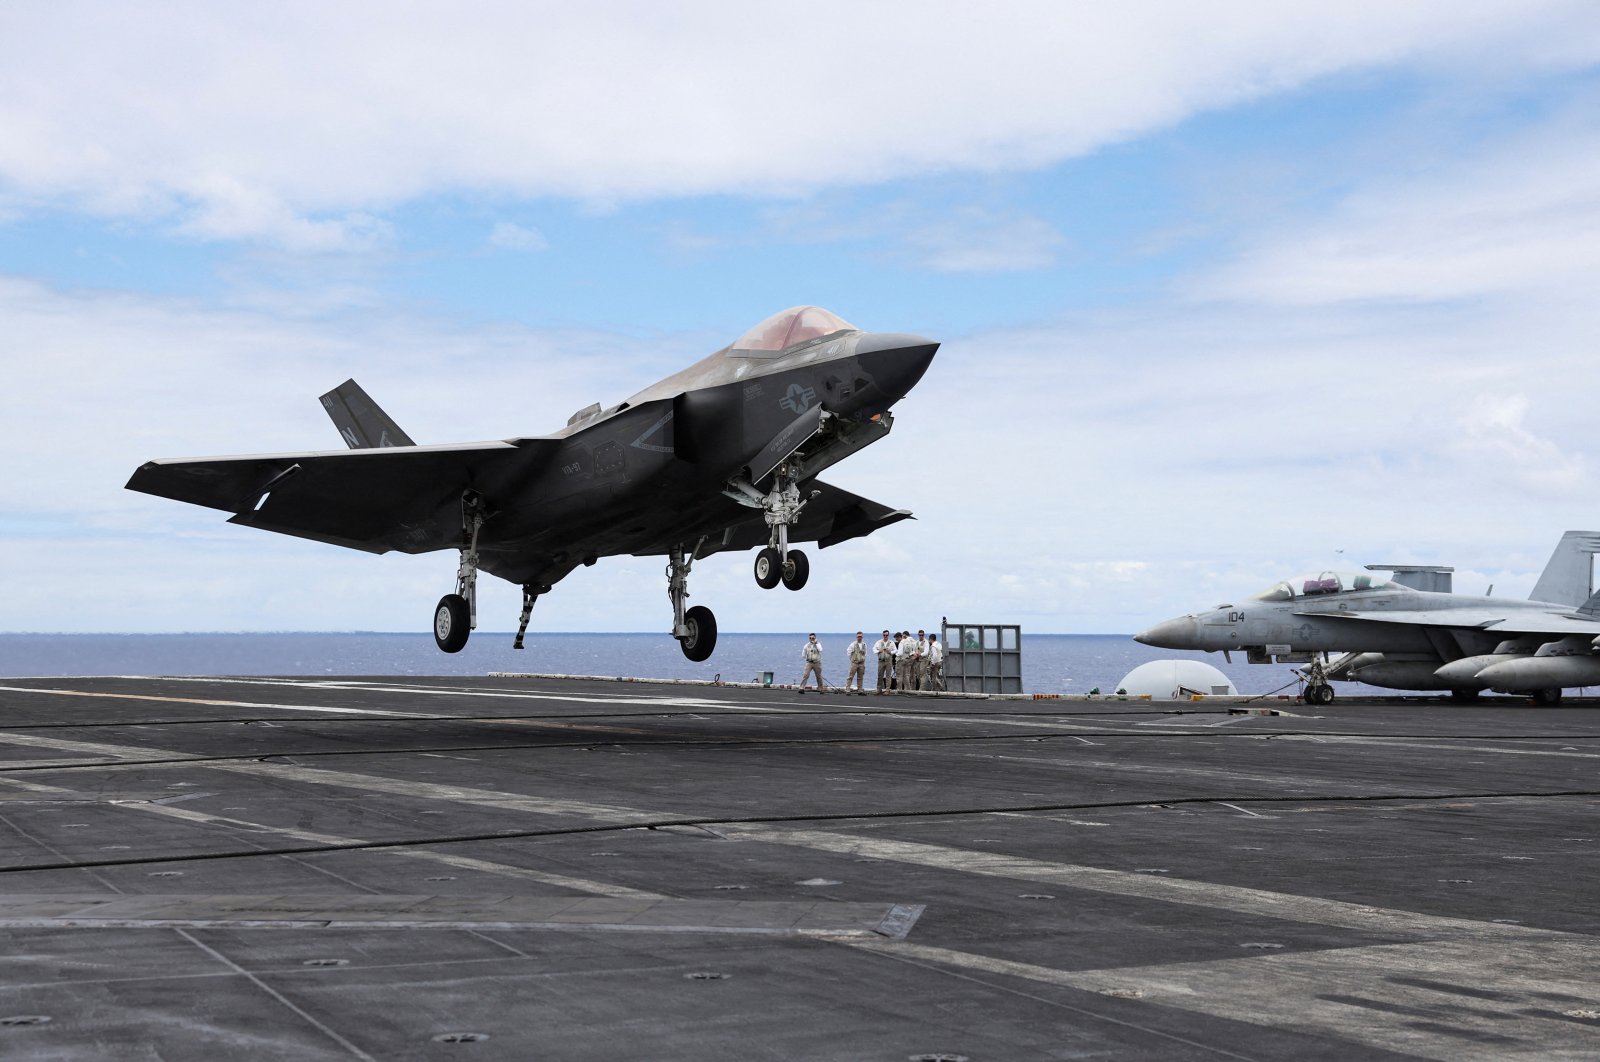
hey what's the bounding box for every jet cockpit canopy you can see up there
[1250,571,1391,602]
[728,306,855,356]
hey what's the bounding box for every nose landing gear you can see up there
[1301,658,1336,705]
[754,545,809,591]
[728,461,818,593]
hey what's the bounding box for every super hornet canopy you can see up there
[1250,571,1392,601]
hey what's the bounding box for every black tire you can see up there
[1531,687,1562,706]
[1306,683,1333,705]
[680,604,717,662]
[433,594,470,653]
[753,547,782,590]
[1449,689,1481,704]
[781,549,810,591]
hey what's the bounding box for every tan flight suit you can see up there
[913,636,928,690]
[846,638,867,692]
[925,639,944,691]
[800,638,823,691]
[873,637,893,693]
[895,637,915,692]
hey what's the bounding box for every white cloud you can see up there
[487,221,549,252]
[903,209,1063,272]
[1454,393,1585,492]
[2,2,1597,243]
[1194,112,1600,305]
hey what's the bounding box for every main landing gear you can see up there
[730,461,817,593]
[668,540,717,662]
[434,493,487,654]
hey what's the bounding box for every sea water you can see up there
[0,632,1326,695]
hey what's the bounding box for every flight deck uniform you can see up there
[872,636,894,693]
[912,635,929,690]
[895,635,917,693]
[799,637,824,692]
[846,637,867,693]
[925,638,944,691]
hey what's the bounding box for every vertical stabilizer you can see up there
[318,379,416,449]
[1529,530,1600,607]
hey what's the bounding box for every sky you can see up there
[4,1,1600,638]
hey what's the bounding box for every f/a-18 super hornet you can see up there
[127,306,937,659]
[1135,531,1600,705]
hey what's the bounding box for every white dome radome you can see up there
[1117,660,1237,698]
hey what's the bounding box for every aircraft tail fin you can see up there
[319,379,416,449]
[1529,530,1600,607]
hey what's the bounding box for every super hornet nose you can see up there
[855,331,938,406]
[1134,615,1200,648]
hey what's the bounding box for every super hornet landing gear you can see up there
[434,493,487,654]
[668,540,717,662]
[1302,658,1335,705]
[732,461,817,593]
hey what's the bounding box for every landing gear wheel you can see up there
[1306,683,1334,705]
[781,549,809,591]
[679,605,717,662]
[754,547,783,590]
[433,594,470,653]
[1531,687,1562,706]
[1449,689,1481,704]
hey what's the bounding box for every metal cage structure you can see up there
[940,619,1022,694]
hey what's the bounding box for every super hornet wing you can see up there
[1323,606,1600,638]
[126,440,560,554]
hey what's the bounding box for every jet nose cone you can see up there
[856,332,938,402]
[1134,616,1197,648]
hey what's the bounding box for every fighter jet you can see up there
[1134,531,1600,705]
[127,306,937,659]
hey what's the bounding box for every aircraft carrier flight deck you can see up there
[0,675,1596,1060]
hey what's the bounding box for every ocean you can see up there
[0,632,1330,696]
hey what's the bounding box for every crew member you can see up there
[895,631,917,693]
[845,631,867,694]
[799,632,824,693]
[872,630,894,694]
[925,633,944,691]
[913,629,929,690]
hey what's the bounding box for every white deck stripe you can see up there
[0,685,432,718]
[0,774,662,899]
[720,825,1569,942]
[845,938,1600,1062]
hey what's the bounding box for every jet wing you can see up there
[1317,609,1600,637]
[722,478,912,552]
[804,479,915,549]
[635,478,912,558]
[127,440,560,555]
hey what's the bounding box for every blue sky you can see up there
[4,2,1600,639]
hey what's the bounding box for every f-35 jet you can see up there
[127,306,937,658]
[1135,531,1600,704]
